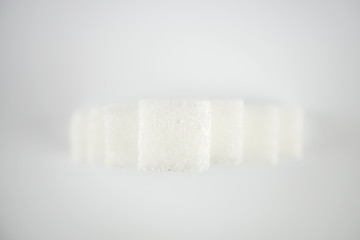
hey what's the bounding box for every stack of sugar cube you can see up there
[70,99,303,172]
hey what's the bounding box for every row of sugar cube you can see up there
[71,100,303,171]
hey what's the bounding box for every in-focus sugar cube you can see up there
[138,100,211,172]
[278,107,303,159]
[243,105,279,164]
[87,107,105,164]
[70,110,87,163]
[104,104,138,167]
[211,100,244,164]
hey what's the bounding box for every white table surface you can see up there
[0,1,359,239]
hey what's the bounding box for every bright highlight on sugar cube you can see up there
[70,100,304,172]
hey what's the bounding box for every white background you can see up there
[0,0,359,239]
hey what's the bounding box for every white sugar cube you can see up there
[138,100,211,172]
[243,105,279,164]
[70,110,87,163]
[87,107,105,164]
[104,104,138,167]
[278,107,304,159]
[211,100,244,164]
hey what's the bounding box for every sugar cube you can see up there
[243,105,279,164]
[104,104,138,167]
[278,107,304,159]
[211,100,244,164]
[138,100,211,172]
[86,107,105,164]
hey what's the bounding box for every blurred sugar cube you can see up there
[86,107,105,164]
[278,107,304,160]
[243,105,279,164]
[104,104,138,167]
[211,100,244,164]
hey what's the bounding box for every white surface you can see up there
[211,100,244,164]
[243,105,279,164]
[86,107,105,164]
[138,100,211,172]
[104,104,138,167]
[278,107,303,159]
[1,0,360,239]
[70,111,87,163]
